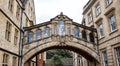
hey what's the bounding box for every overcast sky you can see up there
[34,0,89,24]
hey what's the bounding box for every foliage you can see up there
[46,49,73,59]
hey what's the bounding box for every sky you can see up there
[34,0,89,24]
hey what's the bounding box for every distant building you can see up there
[74,0,120,66]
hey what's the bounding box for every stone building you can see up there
[0,0,37,66]
[0,0,120,66]
[75,0,120,66]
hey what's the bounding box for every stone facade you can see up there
[82,0,120,66]
[0,0,36,66]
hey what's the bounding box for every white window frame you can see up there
[115,47,120,66]
[96,4,101,16]
[88,13,93,22]
[102,51,108,66]
[98,24,104,38]
[106,0,112,6]
[109,15,117,32]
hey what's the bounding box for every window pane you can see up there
[115,47,120,66]
[54,24,57,36]
[36,30,41,40]
[102,51,108,66]
[28,32,33,43]
[109,15,116,31]
[59,20,65,36]
[44,27,50,38]
[99,24,104,38]
[67,25,71,36]
[96,4,101,15]
[89,33,94,43]
[74,27,79,38]
[82,30,87,40]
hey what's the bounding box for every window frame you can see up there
[36,29,42,40]
[105,0,112,6]
[14,28,18,45]
[59,20,65,36]
[108,15,117,32]
[5,21,12,41]
[95,3,101,16]
[102,51,108,66]
[2,54,9,66]
[74,27,80,38]
[12,56,17,66]
[98,24,104,38]
[67,24,71,36]
[115,47,120,66]
[8,0,14,12]
[28,31,33,43]
[44,27,50,38]
[88,12,93,22]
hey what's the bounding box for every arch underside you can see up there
[23,40,100,64]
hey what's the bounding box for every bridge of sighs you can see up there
[22,13,100,66]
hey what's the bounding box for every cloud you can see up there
[34,0,89,24]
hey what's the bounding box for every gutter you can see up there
[18,1,25,66]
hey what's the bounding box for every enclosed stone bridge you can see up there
[23,13,100,65]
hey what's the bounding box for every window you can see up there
[67,24,71,36]
[88,13,93,22]
[96,4,101,16]
[89,33,95,43]
[16,5,20,19]
[106,0,112,6]
[2,54,9,66]
[59,20,65,36]
[14,29,18,45]
[44,27,50,38]
[36,30,42,40]
[12,57,17,66]
[5,21,12,41]
[102,51,108,66]
[115,47,120,66]
[8,0,13,12]
[28,31,33,43]
[109,15,116,31]
[54,24,57,36]
[98,24,104,38]
[82,30,87,40]
[74,27,79,38]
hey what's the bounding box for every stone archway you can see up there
[22,13,100,66]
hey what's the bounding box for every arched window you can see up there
[59,20,65,36]
[82,30,87,40]
[28,31,33,43]
[36,29,42,40]
[54,24,57,36]
[74,27,79,38]
[44,27,50,38]
[89,32,95,43]
[67,24,71,36]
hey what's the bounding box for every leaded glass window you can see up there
[59,20,65,36]
[36,29,42,40]
[74,27,79,38]
[28,31,33,43]
[82,30,87,40]
[67,24,71,36]
[54,24,57,36]
[44,27,50,38]
[89,33,94,43]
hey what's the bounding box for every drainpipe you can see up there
[18,0,26,66]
